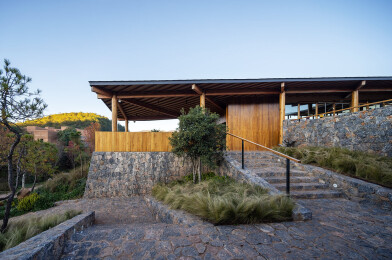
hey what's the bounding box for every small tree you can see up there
[0,59,47,232]
[23,137,58,192]
[169,106,226,183]
[84,121,100,154]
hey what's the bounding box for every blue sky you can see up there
[1,0,391,130]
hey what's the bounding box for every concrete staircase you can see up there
[227,152,342,199]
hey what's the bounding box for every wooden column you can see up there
[332,103,336,116]
[315,103,319,118]
[351,90,359,112]
[200,92,206,108]
[366,101,369,110]
[308,104,312,116]
[279,83,285,144]
[297,104,301,119]
[112,94,118,132]
[125,119,129,132]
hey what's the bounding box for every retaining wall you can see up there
[283,106,392,156]
[84,152,192,198]
[0,212,95,260]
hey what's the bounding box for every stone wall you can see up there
[84,152,192,198]
[283,106,392,156]
[0,212,95,260]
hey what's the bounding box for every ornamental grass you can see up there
[152,173,294,225]
[0,210,81,252]
[275,146,392,188]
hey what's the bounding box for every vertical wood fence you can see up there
[95,132,173,152]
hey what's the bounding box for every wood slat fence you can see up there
[95,132,173,152]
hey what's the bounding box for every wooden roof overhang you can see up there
[90,77,392,121]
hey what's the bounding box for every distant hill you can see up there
[19,112,125,131]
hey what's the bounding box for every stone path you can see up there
[53,197,392,259]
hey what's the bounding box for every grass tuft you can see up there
[0,210,81,252]
[274,146,392,188]
[152,173,294,225]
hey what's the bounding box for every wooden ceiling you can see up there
[90,77,392,120]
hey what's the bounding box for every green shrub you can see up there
[0,210,81,251]
[152,174,294,225]
[275,146,392,188]
[16,193,40,212]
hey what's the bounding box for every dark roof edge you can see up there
[89,76,392,86]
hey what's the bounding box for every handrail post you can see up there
[241,140,244,169]
[286,158,290,195]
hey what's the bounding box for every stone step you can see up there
[273,182,329,191]
[247,163,303,170]
[253,168,308,177]
[264,176,321,184]
[289,190,342,199]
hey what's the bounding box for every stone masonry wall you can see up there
[84,152,192,198]
[283,106,392,156]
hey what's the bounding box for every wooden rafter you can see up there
[206,90,279,96]
[92,86,112,97]
[191,84,203,95]
[117,101,127,120]
[345,81,366,98]
[192,84,224,112]
[121,99,178,118]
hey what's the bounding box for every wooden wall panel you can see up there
[95,132,173,152]
[227,96,280,151]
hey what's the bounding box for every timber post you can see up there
[112,94,118,132]
[279,82,285,144]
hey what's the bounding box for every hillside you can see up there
[19,112,125,131]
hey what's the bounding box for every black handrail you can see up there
[228,133,299,195]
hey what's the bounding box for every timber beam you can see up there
[345,81,366,98]
[117,101,127,120]
[121,99,179,118]
[92,86,112,97]
[192,84,224,112]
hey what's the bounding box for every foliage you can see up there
[22,137,58,190]
[0,59,47,232]
[57,127,81,146]
[169,106,226,183]
[0,210,81,251]
[84,122,100,153]
[152,173,294,225]
[151,129,160,132]
[274,146,392,188]
[19,112,125,131]
[0,167,88,219]
[16,193,40,212]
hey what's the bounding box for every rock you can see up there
[17,188,31,200]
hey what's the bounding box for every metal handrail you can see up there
[227,133,301,163]
[291,98,392,121]
[227,132,298,195]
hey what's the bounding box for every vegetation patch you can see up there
[275,146,392,188]
[152,173,294,225]
[0,169,87,219]
[0,210,81,252]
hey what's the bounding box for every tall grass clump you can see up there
[0,210,81,251]
[152,173,294,225]
[274,146,392,188]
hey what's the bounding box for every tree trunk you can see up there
[31,175,37,193]
[192,161,196,184]
[198,158,202,183]
[22,172,25,188]
[1,133,21,233]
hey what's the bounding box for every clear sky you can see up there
[1,0,391,131]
